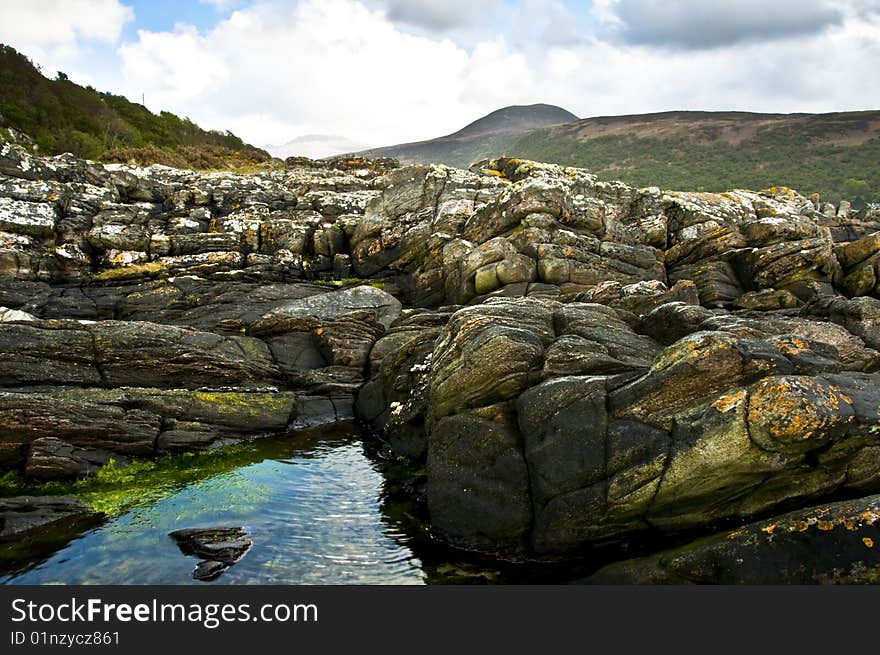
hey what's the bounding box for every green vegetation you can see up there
[507,127,880,203]
[0,442,270,516]
[369,108,880,204]
[0,44,274,170]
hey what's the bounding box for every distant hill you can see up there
[357,103,578,168]
[508,110,880,203]
[364,107,880,203]
[265,134,372,160]
[0,44,272,170]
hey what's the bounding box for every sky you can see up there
[1,0,879,151]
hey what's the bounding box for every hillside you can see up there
[0,44,272,170]
[365,108,880,203]
[357,103,578,168]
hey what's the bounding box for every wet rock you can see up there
[426,414,531,555]
[584,279,700,316]
[427,299,551,424]
[169,527,252,581]
[0,391,160,469]
[356,310,448,458]
[0,388,299,468]
[834,232,880,297]
[585,494,880,584]
[608,331,791,430]
[0,496,102,540]
[700,312,880,371]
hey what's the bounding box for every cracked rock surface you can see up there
[2,145,880,576]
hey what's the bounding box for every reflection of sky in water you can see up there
[1,439,425,585]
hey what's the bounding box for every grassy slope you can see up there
[508,111,880,203]
[370,110,880,203]
[0,44,274,170]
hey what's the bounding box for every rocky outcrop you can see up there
[585,494,880,584]
[0,145,410,482]
[371,295,880,557]
[2,143,880,581]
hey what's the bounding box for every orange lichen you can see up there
[773,337,809,356]
[753,378,854,442]
[761,524,777,534]
[864,538,875,548]
[712,389,747,413]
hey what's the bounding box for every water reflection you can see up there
[1,432,426,585]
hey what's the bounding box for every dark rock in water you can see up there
[192,560,228,582]
[0,496,102,540]
[426,414,532,555]
[169,527,252,581]
[584,494,880,584]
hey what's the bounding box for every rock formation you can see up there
[2,143,879,579]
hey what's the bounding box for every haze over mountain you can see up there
[362,106,880,203]
[265,134,372,160]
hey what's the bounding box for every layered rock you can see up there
[3,143,880,581]
[0,145,407,480]
[366,295,880,557]
[585,494,880,584]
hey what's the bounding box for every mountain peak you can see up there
[453,103,579,138]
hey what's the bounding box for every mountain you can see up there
[0,44,271,170]
[265,134,372,160]
[357,103,578,168]
[362,107,880,203]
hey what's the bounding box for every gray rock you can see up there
[426,414,531,555]
[0,496,102,540]
[585,494,880,584]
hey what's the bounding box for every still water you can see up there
[1,432,431,585]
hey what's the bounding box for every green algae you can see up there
[0,440,277,517]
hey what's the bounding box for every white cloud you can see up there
[104,0,880,152]
[118,25,229,102]
[118,0,484,145]
[0,0,132,75]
